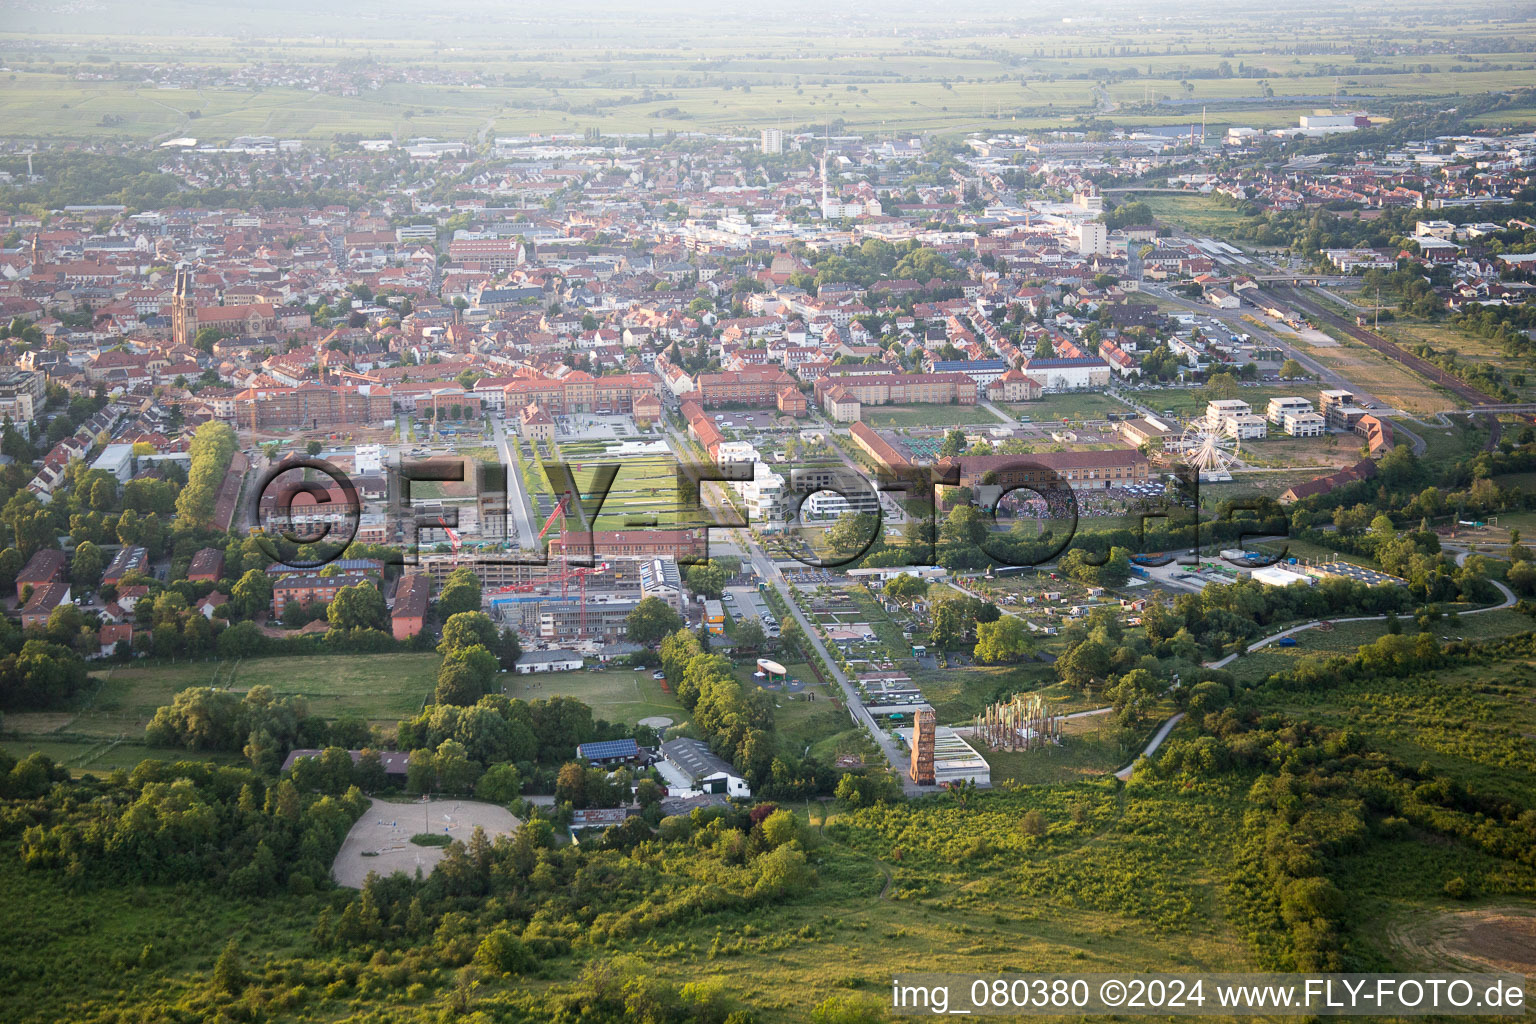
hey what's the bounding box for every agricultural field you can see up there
[6,27,1536,144]
[498,666,686,727]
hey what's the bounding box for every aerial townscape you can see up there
[1,0,1535,1021]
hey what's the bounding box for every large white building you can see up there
[1225,414,1269,440]
[1205,399,1252,430]
[1076,220,1108,256]
[1282,412,1327,437]
[1265,396,1314,424]
[735,461,788,528]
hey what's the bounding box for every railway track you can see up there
[1262,286,1501,408]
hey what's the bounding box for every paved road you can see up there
[491,416,539,549]
[980,398,1021,428]
[660,424,935,793]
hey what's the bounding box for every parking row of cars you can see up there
[722,589,780,639]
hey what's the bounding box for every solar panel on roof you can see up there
[577,739,639,759]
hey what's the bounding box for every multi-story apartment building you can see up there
[695,366,797,407]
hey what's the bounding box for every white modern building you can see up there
[513,650,584,673]
[895,724,991,787]
[1282,412,1327,437]
[735,461,788,528]
[1225,414,1269,440]
[1265,396,1314,424]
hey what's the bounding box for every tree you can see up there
[406,748,435,794]
[435,645,497,706]
[475,763,522,804]
[1202,371,1241,401]
[684,561,726,599]
[929,595,970,650]
[439,611,498,656]
[212,939,246,995]
[495,627,523,670]
[827,512,878,557]
[231,569,273,618]
[433,739,480,794]
[735,618,767,650]
[70,541,104,588]
[884,574,929,603]
[1058,639,1111,691]
[475,927,535,977]
[974,616,1034,663]
[437,568,483,618]
[626,596,684,646]
[174,421,237,529]
[939,428,967,457]
[327,581,387,632]
[555,761,588,807]
[1279,358,1308,379]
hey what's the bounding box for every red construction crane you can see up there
[489,559,608,636]
[437,516,462,556]
[536,495,566,540]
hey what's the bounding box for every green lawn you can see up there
[858,404,1003,429]
[984,710,1147,785]
[1123,191,1262,236]
[1,653,442,774]
[1016,392,1126,422]
[501,667,686,727]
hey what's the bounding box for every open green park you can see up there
[1,653,440,773]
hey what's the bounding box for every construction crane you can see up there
[436,516,462,557]
[489,559,609,636]
[537,491,572,541]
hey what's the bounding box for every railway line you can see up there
[1261,286,1501,408]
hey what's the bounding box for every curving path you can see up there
[1204,578,1515,670]
[1113,579,1516,777]
[1114,712,1186,781]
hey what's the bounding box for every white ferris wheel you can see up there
[1179,422,1240,482]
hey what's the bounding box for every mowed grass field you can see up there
[858,404,1003,429]
[2,653,441,774]
[500,667,686,727]
[1122,192,1262,236]
[1016,391,1128,422]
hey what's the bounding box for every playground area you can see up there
[331,797,521,888]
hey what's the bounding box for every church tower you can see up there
[172,266,196,347]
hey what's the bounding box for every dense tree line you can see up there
[659,628,835,800]
[4,755,367,893]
